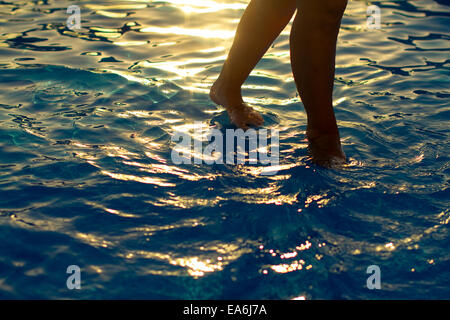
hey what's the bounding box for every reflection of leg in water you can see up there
[211,0,347,166]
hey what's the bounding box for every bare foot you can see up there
[306,129,346,168]
[210,80,264,130]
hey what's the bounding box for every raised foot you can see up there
[306,131,347,168]
[210,82,264,130]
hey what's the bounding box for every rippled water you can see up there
[0,0,449,299]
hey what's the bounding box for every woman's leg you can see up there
[210,0,297,129]
[290,0,347,166]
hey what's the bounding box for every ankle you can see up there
[211,77,243,106]
[213,77,241,94]
[306,124,340,140]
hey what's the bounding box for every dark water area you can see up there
[0,0,449,299]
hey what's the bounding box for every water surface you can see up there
[0,0,449,299]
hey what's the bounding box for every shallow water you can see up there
[0,0,449,299]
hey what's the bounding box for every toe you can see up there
[239,122,249,130]
[245,107,264,127]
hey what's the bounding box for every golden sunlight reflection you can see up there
[101,170,176,187]
[132,55,227,80]
[146,195,224,209]
[239,163,298,179]
[102,145,140,160]
[85,3,147,10]
[140,26,235,40]
[113,40,149,46]
[173,257,222,277]
[262,240,313,274]
[122,161,219,182]
[86,201,139,218]
[270,260,305,274]
[96,10,129,19]
[75,232,113,249]
[130,218,208,236]
[304,194,330,209]
[161,0,246,12]
[124,240,255,277]
[226,183,299,205]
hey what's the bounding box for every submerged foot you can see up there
[210,81,264,130]
[306,130,346,168]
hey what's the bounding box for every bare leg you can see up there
[210,0,297,129]
[290,0,347,167]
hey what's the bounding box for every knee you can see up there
[298,0,348,18]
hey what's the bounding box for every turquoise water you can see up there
[0,0,449,299]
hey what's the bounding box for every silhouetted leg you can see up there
[290,0,347,166]
[210,0,297,129]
